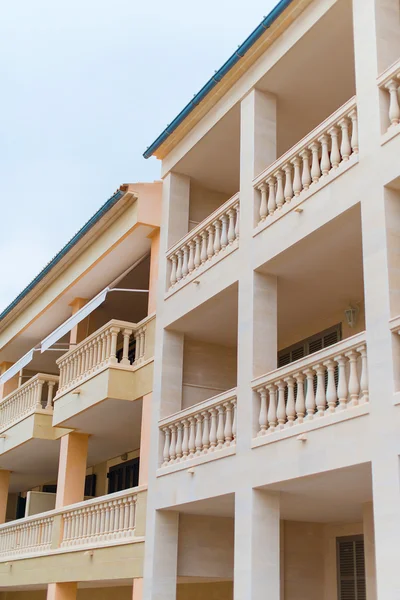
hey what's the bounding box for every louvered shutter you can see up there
[337,536,366,600]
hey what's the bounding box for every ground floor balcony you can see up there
[0,487,146,587]
[52,314,155,429]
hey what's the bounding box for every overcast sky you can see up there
[0,0,276,311]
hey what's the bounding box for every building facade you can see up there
[1,0,400,598]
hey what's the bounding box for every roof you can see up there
[143,0,296,160]
[0,189,124,324]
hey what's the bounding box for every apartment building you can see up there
[140,0,400,599]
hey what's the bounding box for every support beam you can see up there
[68,297,89,348]
[139,392,152,487]
[47,583,77,600]
[55,432,89,509]
[143,510,179,600]
[0,362,18,400]
[133,577,143,600]
[0,470,10,524]
[148,230,160,315]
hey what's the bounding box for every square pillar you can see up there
[133,578,143,600]
[148,230,160,315]
[68,297,88,348]
[143,510,179,600]
[0,470,10,524]
[234,488,280,600]
[55,432,89,509]
[47,583,77,600]
[0,362,18,400]
[363,502,377,600]
[139,393,152,487]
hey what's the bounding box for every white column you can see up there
[143,510,179,600]
[234,488,280,600]
[237,89,277,451]
[363,502,377,600]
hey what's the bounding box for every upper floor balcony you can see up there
[52,314,155,429]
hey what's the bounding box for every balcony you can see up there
[166,193,240,295]
[252,332,369,448]
[0,486,146,560]
[253,98,359,235]
[377,57,400,144]
[52,314,155,428]
[158,388,237,474]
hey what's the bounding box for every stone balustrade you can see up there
[0,487,146,560]
[253,333,368,437]
[167,193,240,291]
[159,388,237,466]
[60,489,139,549]
[377,58,400,133]
[254,97,358,225]
[56,316,151,396]
[0,513,53,558]
[0,373,59,432]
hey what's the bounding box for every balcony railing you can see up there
[166,193,240,292]
[377,58,400,135]
[159,388,237,467]
[253,97,358,227]
[0,487,146,560]
[56,315,155,397]
[252,332,368,437]
[0,373,59,432]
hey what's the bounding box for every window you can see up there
[108,458,140,494]
[337,535,366,600]
[278,323,342,367]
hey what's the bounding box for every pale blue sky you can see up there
[0,0,276,311]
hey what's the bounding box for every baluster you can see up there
[182,245,189,278]
[319,134,330,176]
[194,236,201,269]
[349,110,359,153]
[276,380,287,428]
[169,425,177,462]
[346,349,360,406]
[285,377,296,425]
[121,328,133,366]
[216,405,225,448]
[267,385,277,431]
[283,163,293,204]
[170,255,177,287]
[176,250,183,281]
[175,423,183,461]
[275,171,284,209]
[195,414,203,455]
[324,359,338,413]
[46,381,56,409]
[267,177,277,215]
[188,417,196,457]
[300,149,311,191]
[182,419,190,460]
[234,204,240,240]
[227,209,236,244]
[258,387,268,435]
[305,368,316,419]
[223,402,233,446]
[335,354,348,410]
[314,364,327,416]
[162,427,170,466]
[231,399,237,444]
[201,411,210,453]
[310,142,321,183]
[188,241,195,273]
[259,183,268,221]
[205,228,213,261]
[385,79,400,127]
[213,220,221,254]
[338,117,351,161]
[294,373,306,423]
[292,157,302,197]
[220,215,228,250]
[209,408,218,450]
[357,344,369,403]
[109,327,120,364]
[36,379,44,409]
[328,126,341,168]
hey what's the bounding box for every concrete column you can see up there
[148,230,160,315]
[159,330,184,419]
[143,510,179,600]
[363,502,377,600]
[165,172,190,248]
[237,89,277,452]
[0,362,18,400]
[139,392,152,487]
[234,488,280,600]
[0,470,10,524]
[68,297,88,348]
[133,577,143,600]
[47,583,77,600]
[55,432,89,509]
[374,0,400,73]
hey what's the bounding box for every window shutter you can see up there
[337,536,366,600]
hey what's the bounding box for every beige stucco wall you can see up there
[189,183,229,228]
[182,339,237,409]
[177,582,233,600]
